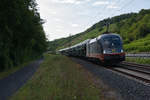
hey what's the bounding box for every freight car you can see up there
[58,33,125,64]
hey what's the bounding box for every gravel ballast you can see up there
[71,58,150,100]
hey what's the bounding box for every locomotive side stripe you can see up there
[87,52,125,61]
[87,53,104,61]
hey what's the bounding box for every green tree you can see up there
[0,0,47,71]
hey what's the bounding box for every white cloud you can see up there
[107,3,119,9]
[51,0,90,5]
[71,24,79,27]
[93,1,109,6]
[56,26,64,28]
[56,29,63,32]
[77,10,90,15]
[54,18,62,22]
[107,5,119,9]
[50,11,57,15]
[37,0,140,41]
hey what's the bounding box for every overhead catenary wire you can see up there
[87,0,135,26]
[86,0,111,29]
[85,0,123,33]
[104,0,136,32]
[100,0,122,20]
[110,0,135,18]
[118,0,136,12]
[99,0,122,33]
[105,0,122,31]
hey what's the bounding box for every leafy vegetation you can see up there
[11,54,117,100]
[0,0,47,71]
[126,57,150,65]
[48,9,150,53]
[124,34,150,53]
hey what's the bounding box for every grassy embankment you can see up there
[125,35,150,65]
[126,57,150,65]
[11,54,117,100]
[124,34,150,53]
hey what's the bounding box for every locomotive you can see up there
[58,33,125,64]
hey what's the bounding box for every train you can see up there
[58,33,125,64]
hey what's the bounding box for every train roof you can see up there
[58,39,90,52]
[70,39,90,48]
[80,39,90,45]
[89,33,121,44]
[58,47,70,52]
[97,33,121,39]
[89,38,97,44]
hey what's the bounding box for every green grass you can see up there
[124,34,150,53]
[126,57,150,65]
[11,54,111,100]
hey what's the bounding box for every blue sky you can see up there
[36,0,150,41]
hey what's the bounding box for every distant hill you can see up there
[48,9,150,53]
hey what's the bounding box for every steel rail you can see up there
[107,62,150,84]
[110,67,150,83]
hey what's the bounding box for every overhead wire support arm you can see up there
[106,22,110,33]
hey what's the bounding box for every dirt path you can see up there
[0,59,43,100]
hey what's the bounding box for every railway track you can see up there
[108,62,150,84]
[76,57,150,85]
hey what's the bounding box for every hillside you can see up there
[48,9,150,53]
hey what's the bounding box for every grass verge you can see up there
[124,34,150,53]
[11,54,117,100]
[126,57,150,65]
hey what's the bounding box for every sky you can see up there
[36,0,150,41]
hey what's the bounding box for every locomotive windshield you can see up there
[102,35,123,54]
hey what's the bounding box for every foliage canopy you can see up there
[0,0,47,70]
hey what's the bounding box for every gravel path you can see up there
[0,58,43,100]
[72,58,150,100]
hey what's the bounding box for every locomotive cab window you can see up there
[103,37,121,47]
[102,35,123,54]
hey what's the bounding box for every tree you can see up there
[0,0,47,71]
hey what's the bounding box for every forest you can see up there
[48,9,150,53]
[0,0,47,71]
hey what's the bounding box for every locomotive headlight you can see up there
[121,49,124,53]
[103,50,106,54]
